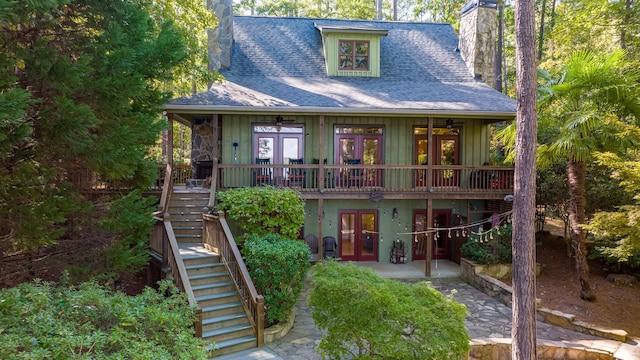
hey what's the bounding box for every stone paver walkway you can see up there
[217,264,640,360]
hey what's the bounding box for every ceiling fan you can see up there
[445,118,463,129]
[274,115,296,127]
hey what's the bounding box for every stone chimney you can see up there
[207,0,233,70]
[458,0,498,87]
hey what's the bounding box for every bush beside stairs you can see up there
[169,189,258,357]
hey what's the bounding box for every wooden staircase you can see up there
[168,189,209,243]
[169,189,258,357]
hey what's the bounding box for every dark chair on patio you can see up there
[288,158,305,187]
[323,236,338,259]
[304,234,319,262]
[344,159,363,188]
[253,158,272,185]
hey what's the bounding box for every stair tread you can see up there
[188,272,227,281]
[203,323,253,338]
[181,252,217,260]
[201,302,243,313]
[192,281,233,291]
[186,263,224,270]
[203,312,247,325]
[206,335,256,351]
[196,291,238,302]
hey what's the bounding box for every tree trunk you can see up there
[494,1,504,92]
[620,0,632,50]
[567,159,596,301]
[513,0,538,358]
[538,0,546,60]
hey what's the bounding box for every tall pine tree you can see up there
[0,0,187,252]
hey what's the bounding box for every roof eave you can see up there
[314,24,389,36]
[163,104,515,120]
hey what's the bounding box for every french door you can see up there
[253,125,303,179]
[435,135,459,186]
[414,129,460,187]
[338,210,377,261]
[335,127,383,187]
[413,209,451,260]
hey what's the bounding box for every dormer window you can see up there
[315,23,388,77]
[339,40,369,71]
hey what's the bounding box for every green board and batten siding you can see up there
[220,115,491,167]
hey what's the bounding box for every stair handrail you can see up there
[202,212,264,346]
[163,216,203,337]
[208,158,218,208]
[157,163,174,213]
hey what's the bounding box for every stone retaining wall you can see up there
[460,258,628,343]
[264,309,296,343]
[469,338,623,360]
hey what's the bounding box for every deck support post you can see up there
[318,115,325,260]
[425,117,434,277]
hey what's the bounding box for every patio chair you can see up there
[304,234,319,262]
[288,158,305,187]
[253,158,272,185]
[344,158,363,188]
[323,236,338,259]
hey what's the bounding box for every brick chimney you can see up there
[207,0,233,70]
[458,0,498,87]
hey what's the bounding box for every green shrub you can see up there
[584,206,640,274]
[0,280,208,359]
[461,224,513,264]
[309,261,470,360]
[588,238,640,274]
[215,186,305,240]
[242,233,311,327]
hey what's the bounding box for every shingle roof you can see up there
[168,16,516,116]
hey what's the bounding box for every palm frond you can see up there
[537,50,640,166]
[495,122,517,164]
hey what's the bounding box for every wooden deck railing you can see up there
[202,212,265,346]
[70,163,512,196]
[150,216,203,337]
[66,164,190,192]
[213,164,514,194]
